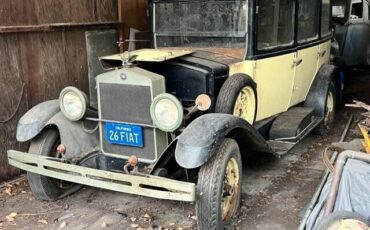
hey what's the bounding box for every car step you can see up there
[267,107,323,156]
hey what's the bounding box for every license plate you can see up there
[105,122,143,148]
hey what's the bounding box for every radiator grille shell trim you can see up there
[96,67,167,163]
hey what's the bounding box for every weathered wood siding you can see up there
[119,0,148,51]
[0,0,118,181]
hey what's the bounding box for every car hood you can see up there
[99,49,193,69]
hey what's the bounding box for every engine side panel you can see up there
[141,51,234,110]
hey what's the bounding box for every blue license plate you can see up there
[105,122,143,148]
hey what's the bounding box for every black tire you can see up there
[315,211,370,230]
[315,82,336,135]
[27,128,67,201]
[216,74,257,124]
[196,138,242,229]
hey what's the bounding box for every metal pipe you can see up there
[323,150,370,216]
[298,114,353,230]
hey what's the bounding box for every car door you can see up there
[290,0,320,107]
[252,0,296,121]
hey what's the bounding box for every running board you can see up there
[267,117,323,156]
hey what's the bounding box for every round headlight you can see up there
[150,93,183,132]
[59,87,88,121]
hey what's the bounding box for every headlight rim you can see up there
[150,93,183,132]
[59,86,88,121]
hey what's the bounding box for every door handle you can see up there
[318,50,327,57]
[293,58,303,67]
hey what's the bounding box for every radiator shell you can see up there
[96,67,167,163]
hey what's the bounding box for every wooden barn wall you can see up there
[119,0,148,51]
[0,0,118,181]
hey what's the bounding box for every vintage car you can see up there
[8,0,340,229]
[332,0,370,67]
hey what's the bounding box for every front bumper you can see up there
[7,150,196,202]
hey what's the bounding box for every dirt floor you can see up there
[0,69,369,230]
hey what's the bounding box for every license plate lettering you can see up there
[108,130,140,143]
[105,123,143,147]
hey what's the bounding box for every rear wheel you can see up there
[216,74,257,125]
[196,138,242,229]
[315,82,336,135]
[27,128,72,201]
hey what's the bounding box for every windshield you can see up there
[153,0,247,59]
[332,0,348,18]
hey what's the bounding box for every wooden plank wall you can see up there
[0,0,118,181]
[119,0,149,51]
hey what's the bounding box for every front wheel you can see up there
[27,128,72,201]
[216,74,257,125]
[196,138,242,229]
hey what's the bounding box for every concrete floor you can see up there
[0,70,368,230]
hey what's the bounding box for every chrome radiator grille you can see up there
[99,83,157,161]
[99,83,152,124]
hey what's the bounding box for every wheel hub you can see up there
[324,91,334,128]
[233,86,256,124]
[221,157,240,222]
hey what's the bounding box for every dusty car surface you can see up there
[332,0,370,67]
[7,0,341,229]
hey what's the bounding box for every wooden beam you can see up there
[118,0,124,52]
[0,21,120,34]
[120,0,148,51]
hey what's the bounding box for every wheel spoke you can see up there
[221,157,240,221]
[324,91,334,127]
[233,86,256,124]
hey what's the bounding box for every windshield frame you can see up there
[151,0,250,60]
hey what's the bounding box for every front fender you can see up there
[46,112,99,160]
[175,114,273,169]
[16,100,60,142]
[16,100,99,160]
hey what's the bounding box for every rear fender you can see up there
[175,114,273,169]
[304,64,339,117]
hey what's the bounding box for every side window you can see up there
[321,0,331,36]
[297,0,319,42]
[257,0,295,50]
[351,1,363,18]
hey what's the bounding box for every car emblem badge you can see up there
[120,73,127,80]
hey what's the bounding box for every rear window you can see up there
[332,0,348,18]
[351,2,363,18]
